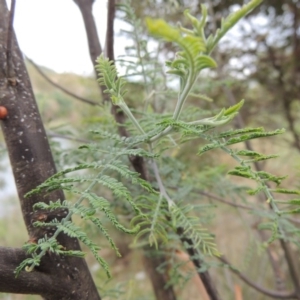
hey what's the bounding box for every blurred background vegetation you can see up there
[1,0,300,299]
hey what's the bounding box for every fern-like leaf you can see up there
[58,221,111,277]
[170,204,219,256]
[96,54,127,105]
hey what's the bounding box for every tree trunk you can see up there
[0,1,100,298]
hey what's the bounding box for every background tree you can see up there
[0,0,300,300]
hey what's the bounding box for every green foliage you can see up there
[169,204,219,256]
[205,0,263,53]
[20,140,152,277]
[96,54,127,106]
[17,2,300,295]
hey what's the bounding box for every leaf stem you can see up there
[217,143,281,214]
[119,103,146,135]
[172,73,196,120]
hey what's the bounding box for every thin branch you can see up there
[73,0,102,65]
[106,0,115,61]
[279,239,300,297]
[26,57,100,106]
[196,189,254,210]
[219,256,296,299]
[177,228,221,300]
[151,158,174,207]
[47,131,91,144]
[73,0,107,101]
[150,163,220,298]
[5,0,16,80]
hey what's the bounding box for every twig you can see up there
[279,239,300,297]
[177,227,221,300]
[219,256,296,299]
[150,161,221,298]
[150,158,174,207]
[26,57,100,106]
[196,190,254,210]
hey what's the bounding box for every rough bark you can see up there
[0,1,100,298]
[0,247,71,297]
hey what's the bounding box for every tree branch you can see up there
[106,0,115,60]
[196,189,254,210]
[177,228,221,300]
[73,0,108,101]
[73,0,102,65]
[219,256,296,299]
[27,57,100,106]
[0,246,65,297]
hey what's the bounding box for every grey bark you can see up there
[0,1,100,299]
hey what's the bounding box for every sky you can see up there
[6,0,109,75]
[1,1,112,200]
